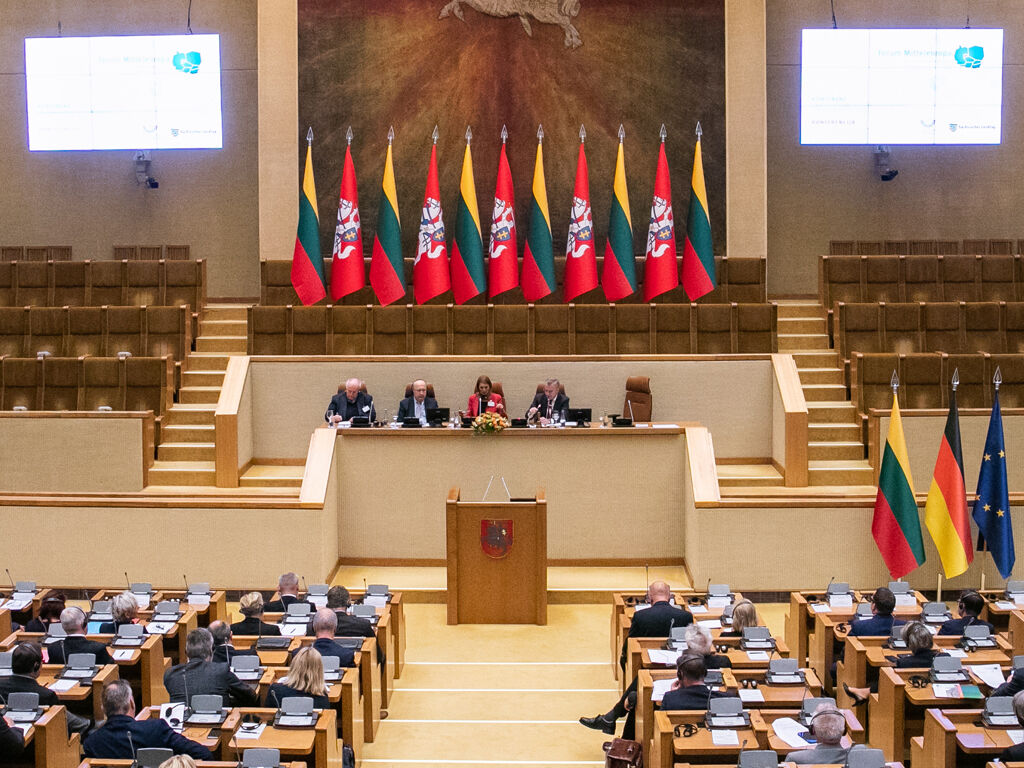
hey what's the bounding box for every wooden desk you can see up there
[88,588,227,629]
[910,708,1021,768]
[628,637,791,688]
[216,707,340,768]
[757,708,864,753]
[137,705,241,754]
[0,607,11,642]
[37,663,119,722]
[15,705,81,768]
[80,762,307,767]
[0,589,58,624]
[651,709,767,768]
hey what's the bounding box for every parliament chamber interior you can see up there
[2,1,1024,767]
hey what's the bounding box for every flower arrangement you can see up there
[472,411,509,434]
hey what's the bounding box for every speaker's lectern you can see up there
[445,487,547,625]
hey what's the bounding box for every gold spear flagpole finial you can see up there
[465,125,473,144]
[696,121,702,139]
[659,123,667,142]
[537,124,544,143]
[890,370,899,395]
[387,125,394,145]
[345,126,353,145]
[579,124,586,142]
[500,124,508,143]
[306,127,313,145]
[618,124,625,142]
[432,125,439,144]
[951,367,960,392]
[994,366,1003,391]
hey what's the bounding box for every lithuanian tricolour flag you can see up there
[450,136,486,304]
[872,392,926,578]
[522,131,556,301]
[291,132,327,306]
[602,131,636,301]
[681,127,715,300]
[369,134,405,306]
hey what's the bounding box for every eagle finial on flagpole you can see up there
[501,124,508,144]
[431,125,439,145]
[890,370,899,395]
[387,125,394,145]
[951,368,960,392]
[345,126,353,146]
[306,127,313,146]
[618,124,625,143]
[994,366,1003,391]
[659,124,667,143]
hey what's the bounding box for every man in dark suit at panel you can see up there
[396,380,438,425]
[939,590,994,636]
[264,572,307,613]
[306,609,356,668]
[325,377,375,424]
[660,652,735,710]
[209,621,257,664]
[0,643,90,733]
[619,581,692,672]
[849,587,905,637]
[526,378,570,425]
[163,628,257,707]
[83,680,212,760]
[48,606,113,665]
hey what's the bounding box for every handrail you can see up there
[684,426,720,504]
[214,355,250,487]
[772,353,809,486]
[299,427,336,506]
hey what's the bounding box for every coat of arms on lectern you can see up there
[481,519,514,558]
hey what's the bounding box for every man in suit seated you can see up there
[163,628,258,707]
[305,586,382,663]
[785,703,850,764]
[849,587,905,637]
[397,379,438,425]
[265,572,306,613]
[0,715,23,759]
[308,609,357,668]
[48,606,113,665]
[526,378,570,425]
[661,652,736,709]
[230,592,281,636]
[325,377,375,425]
[939,590,994,636]
[1001,692,1024,761]
[209,620,257,664]
[0,643,90,734]
[83,680,212,760]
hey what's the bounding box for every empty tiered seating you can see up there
[112,244,191,260]
[0,245,71,261]
[829,238,1019,256]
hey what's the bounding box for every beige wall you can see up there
[0,0,260,297]
[766,1,1024,295]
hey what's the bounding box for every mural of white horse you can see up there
[438,0,583,49]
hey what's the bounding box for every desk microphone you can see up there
[183,574,189,591]
[5,569,13,589]
[125,572,132,591]
[823,575,836,602]
[627,398,636,423]
[644,563,649,592]
[500,476,512,501]
[482,475,495,502]
[231,730,243,767]
[126,730,138,766]
[736,738,749,765]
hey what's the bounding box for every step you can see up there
[181,370,226,388]
[806,401,857,423]
[716,463,785,488]
[165,405,216,425]
[797,367,845,386]
[808,441,866,461]
[147,460,217,487]
[202,306,248,322]
[239,464,304,489]
[157,442,216,461]
[809,422,863,442]
[179,386,222,405]
[802,383,849,402]
[185,353,231,371]
[161,423,215,442]
[808,460,875,486]
[776,302,825,320]
[777,333,831,351]
[791,350,840,369]
[778,317,826,335]
[200,319,247,336]
[195,336,247,353]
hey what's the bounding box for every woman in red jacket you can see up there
[467,375,505,416]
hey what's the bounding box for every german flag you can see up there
[924,387,972,578]
[369,131,405,306]
[291,131,326,306]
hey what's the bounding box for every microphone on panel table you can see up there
[481,475,495,502]
[627,398,636,424]
[500,476,512,501]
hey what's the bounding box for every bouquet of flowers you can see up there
[472,411,509,434]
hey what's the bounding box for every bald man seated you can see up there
[396,380,438,425]
[325,378,375,424]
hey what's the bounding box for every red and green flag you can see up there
[329,129,365,301]
[450,128,486,304]
[413,135,450,304]
[872,386,926,578]
[522,126,556,302]
[643,130,679,301]
[681,124,716,300]
[564,126,598,302]
[924,376,973,578]
[291,128,327,306]
[369,129,405,306]
[488,128,519,298]
[602,126,636,301]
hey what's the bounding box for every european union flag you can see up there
[972,390,1014,578]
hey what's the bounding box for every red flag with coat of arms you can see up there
[488,133,519,298]
[413,140,450,304]
[563,130,598,301]
[330,138,365,301]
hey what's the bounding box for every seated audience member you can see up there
[48,606,113,665]
[328,586,377,640]
[397,379,438,425]
[84,680,212,760]
[939,590,993,636]
[209,620,257,664]
[0,715,24,759]
[325,377,375,424]
[265,572,307,612]
[160,757,198,768]
[230,592,281,636]
[264,647,330,710]
[99,591,139,634]
[308,609,356,668]
[526,378,569,425]
[163,628,258,706]
[785,703,849,764]
[661,652,736,710]
[1001,692,1024,762]
[24,594,65,634]
[619,581,692,671]
[719,599,758,638]
[0,643,90,734]
[849,587,904,637]
[685,624,732,669]
[467,375,504,417]
[843,620,948,704]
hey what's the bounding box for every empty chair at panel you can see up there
[852,353,900,417]
[882,302,923,354]
[164,259,205,309]
[1,247,24,262]
[145,306,189,361]
[67,307,105,357]
[165,245,191,260]
[248,306,289,355]
[533,304,570,355]
[962,239,988,255]
[1,357,41,410]
[979,254,1018,301]
[26,307,67,356]
[1006,303,1024,353]
[613,304,652,354]
[411,305,450,355]
[903,255,942,301]
[940,255,979,302]
[260,260,299,305]
[451,305,487,355]
[623,376,652,422]
[89,261,126,306]
[0,308,27,357]
[290,306,328,355]
[52,261,87,306]
[573,304,611,354]
[126,261,163,306]
[330,305,369,355]
[736,303,776,353]
[964,302,1004,353]
[721,257,766,303]
[821,256,863,306]
[41,357,80,411]
[370,305,409,355]
[835,303,882,361]
[857,240,884,255]
[861,255,900,302]
[829,240,855,255]
[23,246,49,262]
[988,354,1024,408]
[0,264,12,307]
[935,240,960,255]
[653,304,691,353]
[909,240,938,255]
[922,302,963,353]
[942,353,989,409]
[105,306,144,357]
[125,356,172,419]
[14,262,50,306]
[492,305,528,355]
[113,246,137,261]
[695,303,734,353]
[138,246,163,261]
[988,239,1015,255]
[82,357,125,411]
[884,240,909,255]
[899,352,943,409]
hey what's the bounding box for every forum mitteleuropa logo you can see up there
[954,45,984,68]
[172,51,202,74]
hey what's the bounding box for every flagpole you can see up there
[980,366,1003,593]
[937,573,942,603]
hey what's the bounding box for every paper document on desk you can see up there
[944,648,967,658]
[145,622,174,635]
[895,594,917,607]
[970,664,1007,689]
[689,605,708,614]
[0,599,30,611]
[652,423,676,429]
[932,683,962,698]
[829,595,853,608]
[698,619,722,630]
[48,679,78,692]
[648,649,682,665]
[112,649,134,661]
[746,651,770,662]
[810,603,830,613]
[995,600,1017,610]
[364,595,387,608]
[738,688,765,703]
[1009,730,1024,745]
[651,678,674,702]
[711,729,739,746]
[235,723,266,739]
[187,595,210,607]
[708,596,731,609]
[281,624,306,637]
[772,717,811,748]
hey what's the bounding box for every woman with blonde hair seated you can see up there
[264,647,330,709]
[99,592,139,634]
[229,592,281,636]
[719,599,758,638]
[159,756,198,768]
